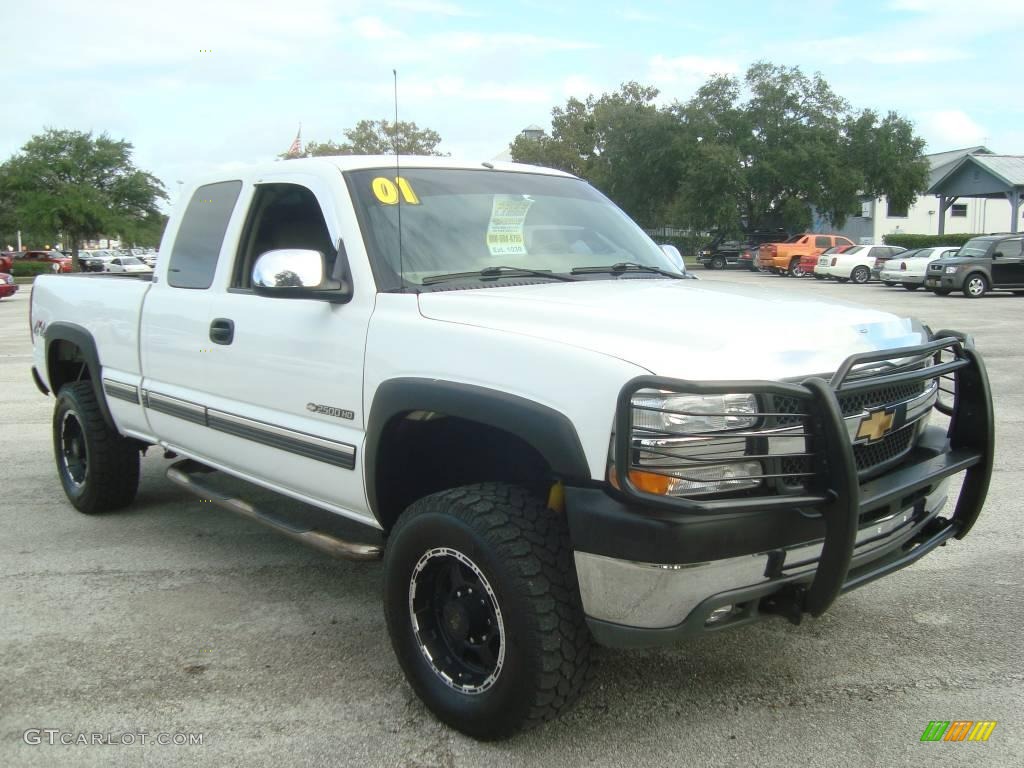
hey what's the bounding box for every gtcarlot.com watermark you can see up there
[23,729,203,746]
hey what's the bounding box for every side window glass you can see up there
[1001,240,1023,258]
[815,236,831,248]
[233,183,336,289]
[168,181,242,289]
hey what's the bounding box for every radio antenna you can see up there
[393,69,404,292]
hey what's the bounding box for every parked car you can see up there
[106,256,152,274]
[868,246,911,282]
[29,156,994,739]
[757,233,856,275]
[924,234,1024,297]
[16,249,73,273]
[0,271,18,300]
[698,229,789,270]
[0,251,14,274]
[878,247,960,291]
[816,244,905,284]
[78,250,113,273]
[805,244,853,279]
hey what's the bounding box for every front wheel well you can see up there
[373,413,554,532]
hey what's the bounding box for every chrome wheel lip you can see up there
[409,546,506,696]
[60,410,88,488]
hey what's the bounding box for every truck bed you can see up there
[31,273,153,393]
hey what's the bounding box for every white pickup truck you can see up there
[30,157,994,740]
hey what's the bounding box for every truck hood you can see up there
[417,279,926,380]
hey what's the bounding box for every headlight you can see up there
[616,391,764,497]
[631,392,757,434]
[944,265,959,274]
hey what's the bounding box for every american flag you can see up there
[285,125,302,157]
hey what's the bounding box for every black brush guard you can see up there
[611,332,994,619]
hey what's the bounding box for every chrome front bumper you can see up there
[575,478,950,632]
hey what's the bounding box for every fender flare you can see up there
[364,378,591,519]
[44,322,116,431]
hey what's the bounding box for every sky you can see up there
[2,0,1023,207]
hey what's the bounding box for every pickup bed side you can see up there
[32,275,153,440]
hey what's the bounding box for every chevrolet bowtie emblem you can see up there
[856,408,895,443]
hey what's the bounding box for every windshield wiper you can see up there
[570,262,685,279]
[421,265,579,286]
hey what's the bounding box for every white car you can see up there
[106,256,152,274]
[878,246,960,290]
[815,244,905,284]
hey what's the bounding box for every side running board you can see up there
[166,459,383,561]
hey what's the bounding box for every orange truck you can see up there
[757,233,856,276]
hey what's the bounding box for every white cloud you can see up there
[648,54,738,84]
[387,76,553,104]
[352,16,403,40]
[916,110,988,150]
[385,0,476,15]
[621,8,658,22]
[561,75,601,99]
[432,31,597,53]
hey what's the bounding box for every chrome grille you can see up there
[837,380,926,417]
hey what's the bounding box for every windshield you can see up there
[844,245,866,255]
[121,257,144,265]
[957,238,991,258]
[783,234,804,243]
[347,168,675,289]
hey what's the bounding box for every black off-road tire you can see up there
[383,483,590,740]
[932,288,952,296]
[53,382,140,514]
[902,283,920,291]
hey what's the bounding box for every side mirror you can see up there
[992,251,1003,260]
[252,247,352,303]
[659,244,686,273]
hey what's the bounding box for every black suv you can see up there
[698,229,789,270]
[925,234,1024,297]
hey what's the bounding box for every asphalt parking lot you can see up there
[1,272,1022,768]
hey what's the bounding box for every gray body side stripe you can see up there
[102,379,140,404]
[143,390,207,425]
[141,391,356,469]
[206,409,356,470]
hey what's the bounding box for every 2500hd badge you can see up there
[307,402,355,420]
[29,156,993,740]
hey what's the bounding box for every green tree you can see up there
[515,63,929,235]
[290,119,446,158]
[0,129,167,269]
[510,83,681,227]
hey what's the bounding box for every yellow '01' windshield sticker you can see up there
[371,176,420,205]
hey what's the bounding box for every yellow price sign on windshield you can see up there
[371,176,420,205]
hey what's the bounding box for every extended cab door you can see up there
[140,180,245,453]
[199,172,375,524]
